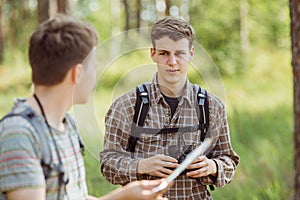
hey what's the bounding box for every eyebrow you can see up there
[155,49,187,53]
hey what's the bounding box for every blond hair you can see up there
[151,17,194,49]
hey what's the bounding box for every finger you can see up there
[189,156,207,164]
[154,171,169,178]
[141,179,163,188]
[156,197,168,200]
[160,155,178,163]
[162,161,179,169]
[187,160,209,170]
[160,167,174,175]
[187,167,209,178]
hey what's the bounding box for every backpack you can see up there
[126,82,209,153]
[126,82,214,191]
[0,107,85,199]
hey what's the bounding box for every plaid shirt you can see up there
[100,74,239,200]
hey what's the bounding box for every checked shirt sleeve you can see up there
[100,93,141,185]
[199,95,240,187]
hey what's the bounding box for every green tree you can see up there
[290,0,300,198]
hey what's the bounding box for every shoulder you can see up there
[0,114,41,156]
[0,114,37,138]
[0,100,39,137]
[0,117,44,193]
[207,92,226,112]
[0,109,43,157]
[109,89,136,110]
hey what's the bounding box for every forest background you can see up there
[0,0,293,199]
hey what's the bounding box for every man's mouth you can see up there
[166,69,180,73]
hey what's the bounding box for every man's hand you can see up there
[186,156,217,178]
[7,188,45,200]
[96,179,173,200]
[138,155,179,177]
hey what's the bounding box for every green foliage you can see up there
[248,0,290,49]
[190,0,242,75]
[4,0,37,52]
[74,0,114,41]
[84,151,119,197]
[0,0,294,199]
[190,0,290,75]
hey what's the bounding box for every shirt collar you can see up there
[150,73,194,107]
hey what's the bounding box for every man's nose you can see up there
[168,54,177,66]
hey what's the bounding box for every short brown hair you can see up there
[151,17,194,49]
[29,15,99,85]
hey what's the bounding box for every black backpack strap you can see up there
[193,84,209,142]
[127,83,151,153]
[193,85,215,191]
[133,83,151,126]
[64,113,85,155]
[0,109,53,179]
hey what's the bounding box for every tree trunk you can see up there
[290,0,300,198]
[122,0,130,31]
[57,0,69,14]
[0,0,5,63]
[165,0,171,16]
[37,0,50,23]
[136,0,141,29]
[240,0,249,70]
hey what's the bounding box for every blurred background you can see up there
[0,0,292,199]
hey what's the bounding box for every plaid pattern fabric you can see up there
[0,100,87,200]
[100,74,239,200]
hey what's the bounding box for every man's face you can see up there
[151,36,194,88]
[73,48,98,104]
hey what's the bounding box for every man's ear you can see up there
[189,46,195,61]
[150,48,156,62]
[71,64,82,84]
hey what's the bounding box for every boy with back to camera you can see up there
[0,15,170,200]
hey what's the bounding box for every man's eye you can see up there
[159,52,167,55]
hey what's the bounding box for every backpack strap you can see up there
[127,84,210,151]
[193,85,214,191]
[64,113,85,155]
[0,109,85,196]
[193,84,209,142]
[0,109,53,179]
[127,83,151,153]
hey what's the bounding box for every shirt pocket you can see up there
[135,134,162,158]
[181,130,200,145]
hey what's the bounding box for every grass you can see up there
[0,47,294,199]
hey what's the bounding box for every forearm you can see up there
[97,187,125,200]
[199,156,237,187]
[100,151,141,185]
[7,188,45,200]
[87,189,125,200]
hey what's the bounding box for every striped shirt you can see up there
[100,74,240,200]
[0,99,87,200]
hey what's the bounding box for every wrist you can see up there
[137,159,145,174]
[211,159,218,176]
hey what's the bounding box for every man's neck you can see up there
[26,85,72,131]
[158,79,186,97]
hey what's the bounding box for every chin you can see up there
[72,98,88,105]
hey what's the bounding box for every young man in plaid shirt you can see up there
[100,17,240,199]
